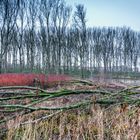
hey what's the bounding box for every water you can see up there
[91,77,140,86]
[113,79,140,86]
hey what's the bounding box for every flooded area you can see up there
[112,78,140,86]
[91,77,140,87]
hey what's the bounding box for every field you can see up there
[0,76,140,140]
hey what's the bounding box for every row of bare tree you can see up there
[0,0,140,77]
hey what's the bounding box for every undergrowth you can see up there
[4,104,140,140]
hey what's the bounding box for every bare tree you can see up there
[51,0,71,74]
[0,0,18,73]
[73,4,87,78]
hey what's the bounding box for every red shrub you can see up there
[0,73,72,88]
[0,73,46,88]
[46,74,72,87]
[46,74,71,82]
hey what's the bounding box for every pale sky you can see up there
[67,0,140,31]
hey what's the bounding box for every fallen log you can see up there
[0,85,140,126]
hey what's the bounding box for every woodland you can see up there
[0,0,140,78]
[0,0,140,140]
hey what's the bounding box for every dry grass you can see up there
[4,104,140,140]
[0,81,140,140]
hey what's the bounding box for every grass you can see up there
[4,104,140,140]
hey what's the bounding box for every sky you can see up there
[67,0,140,31]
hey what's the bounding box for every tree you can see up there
[73,4,87,78]
[0,0,18,73]
[51,0,71,74]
